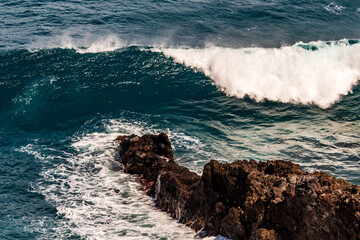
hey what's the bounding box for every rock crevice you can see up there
[115,133,360,240]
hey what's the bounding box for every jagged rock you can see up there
[115,133,360,240]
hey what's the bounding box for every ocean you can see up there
[0,0,359,239]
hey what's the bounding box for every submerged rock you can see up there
[115,133,360,240]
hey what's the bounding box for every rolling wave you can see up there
[23,37,360,108]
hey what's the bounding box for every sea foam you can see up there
[157,40,360,108]
[21,118,218,239]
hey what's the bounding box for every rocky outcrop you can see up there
[115,133,360,240]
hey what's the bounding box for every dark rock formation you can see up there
[115,133,360,240]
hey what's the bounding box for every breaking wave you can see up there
[27,35,360,108]
[157,40,360,108]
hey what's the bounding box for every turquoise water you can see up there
[1,1,360,239]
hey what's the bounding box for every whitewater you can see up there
[157,40,360,108]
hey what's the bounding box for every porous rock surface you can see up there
[115,133,360,240]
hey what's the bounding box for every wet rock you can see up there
[335,142,360,148]
[116,133,360,240]
[250,228,278,240]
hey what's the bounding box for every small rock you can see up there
[288,175,297,184]
[215,202,225,214]
[130,136,139,142]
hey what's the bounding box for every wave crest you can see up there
[28,34,126,53]
[158,40,360,108]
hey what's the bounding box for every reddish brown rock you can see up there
[115,133,360,240]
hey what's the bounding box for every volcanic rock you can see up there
[115,133,360,240]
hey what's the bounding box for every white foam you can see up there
[76,35,125,53]
[22,118,217,239]
[28,34,126,53]
[156,40,360,108]
[324,2,346,15]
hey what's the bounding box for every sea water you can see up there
[0,1,359,239]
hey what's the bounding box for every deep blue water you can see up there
[1,1,360,239]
